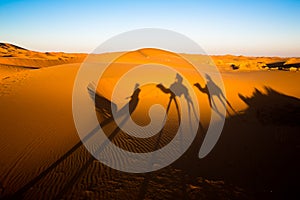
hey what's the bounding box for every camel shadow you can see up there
[9,83,142,199]
[194,74,236,117]
[53,83,142,199]
[157,73,203,131]
[138,74,204,199]
[182,86,300,199]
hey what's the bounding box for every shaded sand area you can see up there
[0,44,299,199]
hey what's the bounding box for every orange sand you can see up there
[0,43,299,199]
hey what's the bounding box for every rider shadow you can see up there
[157,73,203,133]
[86,83,143,150]
[87,82,141,127]
[194,74,236,118]
[53,83,142,199]
[11,83,142,199]
[138,74,206,200]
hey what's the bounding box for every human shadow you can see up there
[135,87,300,199]
[157,73,202,131]
[53,83,142,199]
[183,86,300,199]
[194,74,236,117]
[9,83,141,199]
[87,82,141,128]
[137,74,204,200]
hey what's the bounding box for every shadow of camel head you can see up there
[194,83,201,88]
[156,83,171,94]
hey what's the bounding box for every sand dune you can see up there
[0,43,86,69]
[211,55,300,71]
[0,44,299,199]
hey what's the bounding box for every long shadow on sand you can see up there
[8,83,141,199]
[138,74,205,200]
[176,86,300,199]
[53,83,142,199]
[8,86,300,199]
[194,74,237,117]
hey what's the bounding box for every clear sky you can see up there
[0,0,299,56]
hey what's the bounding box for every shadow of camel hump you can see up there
[51,83,142,199]
[189,86,300,199]
[88,82,141,119]
[157,73,203,131]
[194,74,236,117]
[8,83,142,199]
[87,82,117,119]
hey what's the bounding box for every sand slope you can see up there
[0,45,299,199]
[0,64,80,197]
[0,43,86,69]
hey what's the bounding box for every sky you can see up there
[0,0,299,56]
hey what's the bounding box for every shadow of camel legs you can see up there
[138,79,203,199]
[194,78,237,118]
[137,94,179,200]
[9,117,112,199]
[54,115,131,199]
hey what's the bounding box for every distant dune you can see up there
[1,42,299,72]
[210,54,300,71]
[0,43,87,70]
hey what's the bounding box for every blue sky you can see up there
[0,0,299,56]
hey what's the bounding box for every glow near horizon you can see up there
[0,0,299,57]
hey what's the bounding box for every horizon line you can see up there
[1,41,299,58]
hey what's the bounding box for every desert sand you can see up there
[0,43,299,199]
